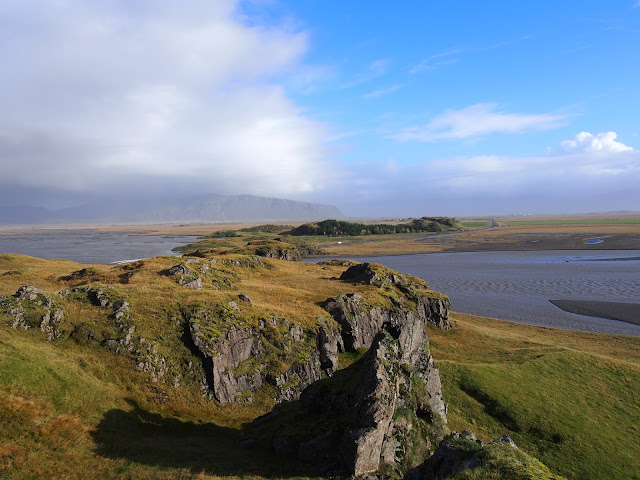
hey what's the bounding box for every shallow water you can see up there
[0,230,199,264]
[314,251,640,336]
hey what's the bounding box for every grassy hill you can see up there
[429,313,640,480]
[1,253,638,479]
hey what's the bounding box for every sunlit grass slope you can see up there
[1,252,638,479]
[428,313,640,480]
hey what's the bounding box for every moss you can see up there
[233,356,260,377]
[450,443,568,480]
[280,373,302,392]
[338,347,368,369]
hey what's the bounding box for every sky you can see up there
[1,0,639,217]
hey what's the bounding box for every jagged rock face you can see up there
[334,263,452,332]
[251,282,450,476]
[190,323,264,403]
[317,318,342,374]
[187,312,342,404]
[341,333,402,475]
[324,292,451,357]
[324,293,385,351]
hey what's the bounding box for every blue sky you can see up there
[1,1,639,216]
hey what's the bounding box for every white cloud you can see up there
[561,131,633,153]
[409,49,462,74]
[341,58,391,89]
[392,103,569,142]
[0,0,329,198]
[362,84,403,99]
[318,136,640,216]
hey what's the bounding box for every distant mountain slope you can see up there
[0,194,344,225]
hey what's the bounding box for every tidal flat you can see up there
[319,250,640,336]
[0,228,199,264]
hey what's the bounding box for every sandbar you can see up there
[550,300,640,326]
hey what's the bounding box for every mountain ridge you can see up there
[0,194,344,225]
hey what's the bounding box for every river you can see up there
[0,229,199,264]
[313,250,640,336]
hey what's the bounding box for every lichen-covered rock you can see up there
[340,333,403,475]
[317,317,342,375]
[84,287,115,308]
[1,285,65,340]
[183,278,203,290]
[324,291,451,355]
[187,306,335,404]
[15,285,47,301]
[339,262,426,290]
[249,283,450,476]
[40,308,64,341]
[168,263,190,276]
[324,293,385,351]
[238,293,252,304]
[405,431,567,480]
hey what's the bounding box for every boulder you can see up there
[238,293,252,304]
[183,278,203,290]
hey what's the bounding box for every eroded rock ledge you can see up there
[246,263,451,476]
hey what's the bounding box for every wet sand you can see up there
[0,230,199,264]
[550,300,640,326]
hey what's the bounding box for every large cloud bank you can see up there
[0,0,327,203]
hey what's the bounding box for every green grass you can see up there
[450,442,567,479]
[461,221,489,227]
[2,252,638,479]
[428,313,640,480]
[0,326,313,479]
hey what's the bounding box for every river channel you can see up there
[0,229,199,264]
[314,250,640,336]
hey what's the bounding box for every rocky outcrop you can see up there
[405,431,566,480]
[168,263,203,289]
[251,242,302,262]
[187,307,342,404]
[248,240,325,262]
[238,293,252,304]
[335,263,451,332]
[324,291,450,355]
[339,332,408,475]
[318,259,359,267]
[317,317,342,374]
[248,269,450,476]
[1,285,65,340]
[406,430,483,480]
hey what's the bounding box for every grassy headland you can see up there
[0,250,638,478]
[1,213,639,478]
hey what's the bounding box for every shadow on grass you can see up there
[92,398,319,478]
